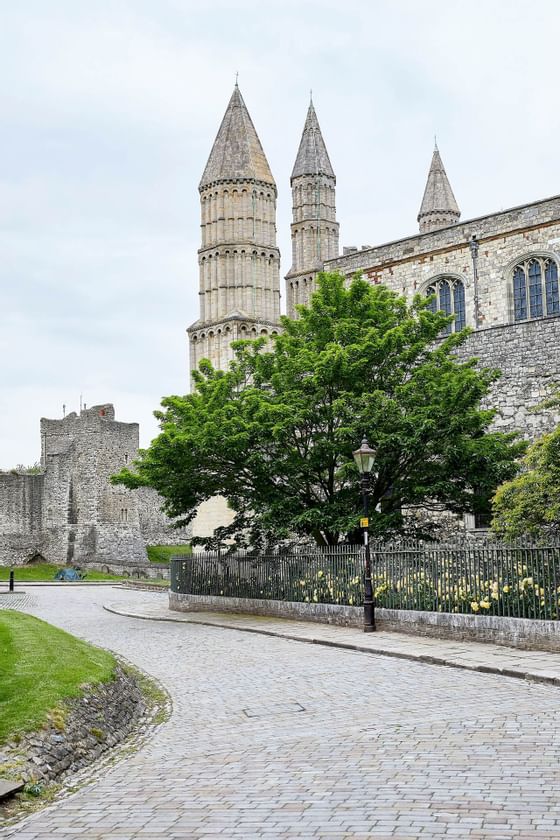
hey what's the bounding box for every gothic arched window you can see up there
[425,277,466,334]
[513,256,560,321]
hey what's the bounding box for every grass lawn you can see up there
[146,544,192,564]
[0,564,123,582]
[0,610,116,743]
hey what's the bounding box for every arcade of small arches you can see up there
[191,325,279,343]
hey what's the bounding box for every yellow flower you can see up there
[503,585,510,594]
[471,601,480,612]
[317,570,324,579]
[539,587,545,597]
[491,591,499,600]
[479,600,491,610]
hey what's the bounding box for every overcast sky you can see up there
[2,0,559,467]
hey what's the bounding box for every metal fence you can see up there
[170,540,560,620]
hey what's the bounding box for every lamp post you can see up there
[353,437,376,633]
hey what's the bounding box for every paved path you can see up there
[2,586,560,839]
[106,598,560,686]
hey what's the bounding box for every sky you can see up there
[2,0,560,467]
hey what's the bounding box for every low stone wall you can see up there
[169,592,560,652]
[0,664,146,786]
[80,560,169,581]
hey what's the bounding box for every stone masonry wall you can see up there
[0,664,146,786]
[0,473,44,564]
[458,318,560,439]
[0,404,192,567]
[327,194,560,331]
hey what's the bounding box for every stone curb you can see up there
[102,604,560,689]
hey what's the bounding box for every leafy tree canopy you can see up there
[114,272,523,547]
[492,391,560,539]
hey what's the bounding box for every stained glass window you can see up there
[528,260,543,317]
[545,260,560,315]
[453,282,466,331]
[513,266,527,321]
[512,257,560,321]
[425,277,466,334]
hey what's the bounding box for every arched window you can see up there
[512,256,560,321]
[425,277,466,334]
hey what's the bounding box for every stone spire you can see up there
[188,84,281,381]
[291,99,335,180]
[417,143,461,234]
[200,84,275,188]
[285,98,339,318]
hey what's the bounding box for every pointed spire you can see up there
[200,85,275,188]
[291,100,335,181]
[417,145,460,233]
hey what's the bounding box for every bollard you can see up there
[9,570,14,592]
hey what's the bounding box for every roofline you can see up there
[327,192,560,264]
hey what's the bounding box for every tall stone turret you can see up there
[187,84,281,378]
[417,143,461,234]
[285,99,339,318]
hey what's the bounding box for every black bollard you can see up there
[9,570,14,592]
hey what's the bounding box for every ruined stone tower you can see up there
[187,83,281,379]
[285,99,339,318]
[417,143,461,233]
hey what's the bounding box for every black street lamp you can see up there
[353,437,376,633]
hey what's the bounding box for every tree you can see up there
[492,392,560,538]
[114,272,523,547]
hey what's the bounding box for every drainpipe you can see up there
[469,234,480,329]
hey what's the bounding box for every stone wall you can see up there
[0,664,146,785]
[169,592,560,652]
[327,194,560,331]
[0,404,191,567]
[0,473,44,564]
[458,318,560,438]
[135,487,191,547]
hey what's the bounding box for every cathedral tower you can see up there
[285,99,339,318]
[417,143,461,233]
[188,84,281,378]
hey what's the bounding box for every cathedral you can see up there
[188,83,560,533]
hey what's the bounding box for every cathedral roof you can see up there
[291,100,335,181]
[200,84,275,188]
[417,145,460,221]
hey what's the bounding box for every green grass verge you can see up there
[0,564,123,582]
[0,610,116,743]
[146,544,192,564]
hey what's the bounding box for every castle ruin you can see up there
[0,403,189,566]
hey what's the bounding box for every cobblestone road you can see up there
[2,586,560,839]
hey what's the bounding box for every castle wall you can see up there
[136,486,191,546]
[0,473,44,564]
[0,404,191,567]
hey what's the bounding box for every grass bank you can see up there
[146,544,191,564]
[0,610,116,743]
[0,564,123,582]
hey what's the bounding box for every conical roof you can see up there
[291,100,335,181]
[200,85,275,188]
[418,145,460,221]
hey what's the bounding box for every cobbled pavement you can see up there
[1,586,560,839]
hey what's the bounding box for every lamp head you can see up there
[353,437,376,475]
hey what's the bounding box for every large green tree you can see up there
[115,272,523,547]
[492,393,560,538]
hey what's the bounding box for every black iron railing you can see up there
[171,539,560,620]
